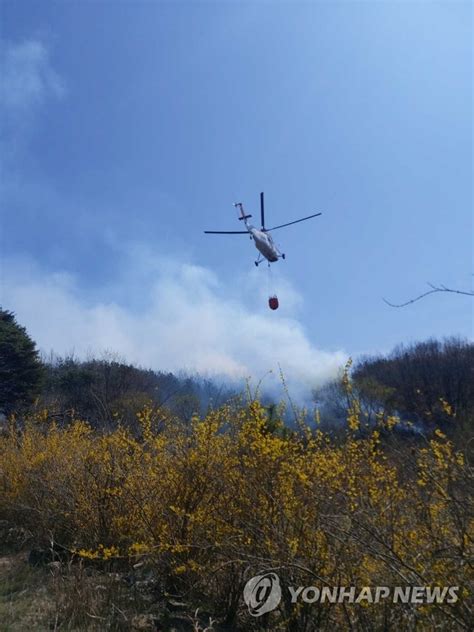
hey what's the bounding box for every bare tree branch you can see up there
[384,283,474,308]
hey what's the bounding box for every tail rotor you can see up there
[234,202,252,222]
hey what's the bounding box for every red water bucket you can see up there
[268,296,279,310]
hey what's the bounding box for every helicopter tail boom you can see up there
[234,202,252,221]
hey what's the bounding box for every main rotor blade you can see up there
[266,212,322,232]
[204,230,248,234]
[260,192,265,230]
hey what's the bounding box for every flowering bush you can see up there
[0,399,472,630]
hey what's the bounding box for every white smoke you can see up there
[1,254,346,401]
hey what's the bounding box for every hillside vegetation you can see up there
[0,311,472,630]
[0,395,472,630]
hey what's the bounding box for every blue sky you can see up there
[0,1,472,395]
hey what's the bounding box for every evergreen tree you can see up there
[0,309,44,414]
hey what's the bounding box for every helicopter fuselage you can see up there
[247,225,279,262]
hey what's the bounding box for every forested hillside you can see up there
[0,310,472,630]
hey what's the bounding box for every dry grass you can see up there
[0,553,56,632]
[0,551,217,631]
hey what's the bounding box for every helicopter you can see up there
[204,192,322,267]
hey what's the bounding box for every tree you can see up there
[384,282,474,307]
[353,337,474,430]
[0,309,44,414]
[39,355,236,428]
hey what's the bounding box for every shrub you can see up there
[0,400,472,630]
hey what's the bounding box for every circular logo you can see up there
[465,437,474,467]
[243,572,282,617]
